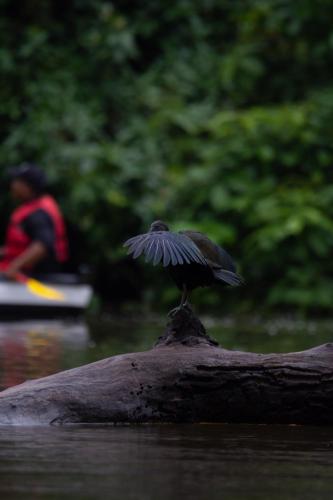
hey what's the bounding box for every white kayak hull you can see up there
[0,281,93,314]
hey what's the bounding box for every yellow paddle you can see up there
[14,273,65,301]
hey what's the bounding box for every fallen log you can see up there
[0,307,332,425]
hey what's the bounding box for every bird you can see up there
[124,220,243,312]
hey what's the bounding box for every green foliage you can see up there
[1,0,333,312]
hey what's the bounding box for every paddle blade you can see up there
[26,278,65,301]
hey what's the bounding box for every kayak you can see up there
[0,275,93,318]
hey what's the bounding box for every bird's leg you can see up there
[180,285,188,307]
[168,285,189,317]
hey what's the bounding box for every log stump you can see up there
[0,307,332,425]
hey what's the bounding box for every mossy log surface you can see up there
[0,307,332,425]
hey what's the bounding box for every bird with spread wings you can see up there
[124,220,243,311]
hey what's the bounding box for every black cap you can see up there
[9,163,47,193]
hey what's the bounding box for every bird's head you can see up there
[149,220,169,232]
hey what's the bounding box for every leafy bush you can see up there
[1,0,333,312]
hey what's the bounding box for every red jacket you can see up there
[0,195,68,271]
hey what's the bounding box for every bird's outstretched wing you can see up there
[124,231,207,267]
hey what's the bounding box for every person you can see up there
[0,164,69,279]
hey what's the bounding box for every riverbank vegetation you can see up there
[1,0,333,313]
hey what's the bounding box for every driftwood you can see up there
[0,306,332,425]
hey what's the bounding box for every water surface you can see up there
[0,424,332,500]
[0,316,332,499]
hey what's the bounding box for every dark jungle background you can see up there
[1,0,333,314]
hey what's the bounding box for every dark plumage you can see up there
[124,220,243,308]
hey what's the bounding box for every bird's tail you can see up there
[213,269,244,287]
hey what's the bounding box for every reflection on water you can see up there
[0,321,89,390]
[0,424,333,500]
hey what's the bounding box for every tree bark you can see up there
[0,306,332,425]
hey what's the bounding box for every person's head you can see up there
[8,164,47,202]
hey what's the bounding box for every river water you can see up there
[1,424,333,499]
[0,315,332,499]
